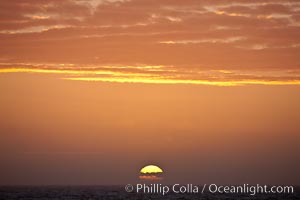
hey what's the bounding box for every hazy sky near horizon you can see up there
[0,0,300,185]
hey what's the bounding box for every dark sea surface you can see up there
[0,186,299,200]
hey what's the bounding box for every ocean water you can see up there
[0,186,299,200]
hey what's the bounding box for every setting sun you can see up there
[140,165,163,174]
[139,165,164,181]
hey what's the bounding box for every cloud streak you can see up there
[1,63,300,86]
[0,0,299,85]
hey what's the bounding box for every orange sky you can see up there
[0,0,299,185]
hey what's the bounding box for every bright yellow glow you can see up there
[214,11,249,17]
[140,165,163,174]
[0,67,156,78]
[0,68,114,75]
[1,67,300,86]
[65,77,300,86]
